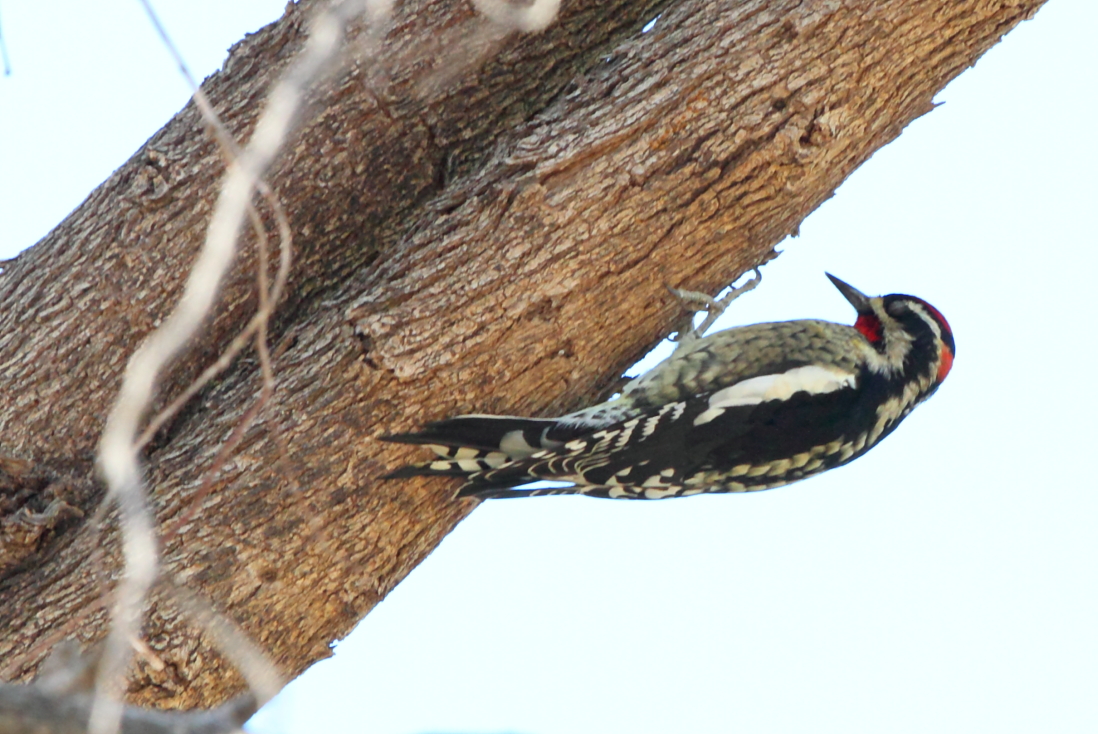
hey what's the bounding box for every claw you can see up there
[668,267,762,348]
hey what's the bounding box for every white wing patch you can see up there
[499,430,535,458]
[694,365,858,426]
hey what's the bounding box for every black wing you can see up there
[460,375,879,499]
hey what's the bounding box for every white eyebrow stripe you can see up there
[906,301,943,339]
[706,365,858,410]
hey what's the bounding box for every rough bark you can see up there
[0,0,1043,709]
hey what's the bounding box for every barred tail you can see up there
[382,445,511,480]
[383,446,586,498]
[380,414,562,455]
[382,414,596,498]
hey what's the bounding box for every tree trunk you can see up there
[0,0,1044,709]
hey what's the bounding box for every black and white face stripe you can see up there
[882,296,952,379]
[892,296,955,359]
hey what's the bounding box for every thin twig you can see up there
[473,0,561,32]
[166,584,284,707]
[91,3,392,733]
[0,3,11,76]
[135,0,294,451]
[83,0,565,727]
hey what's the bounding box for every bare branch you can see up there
[91,2,395,731]
[134,0,294,450]
[165,586,284,707]
[0,641,255,734]
[0,686,255,734]
[473,0,561,32]
[0,0,1042,712]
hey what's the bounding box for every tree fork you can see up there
[0,0,1044,709]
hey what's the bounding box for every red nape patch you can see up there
[855,314,883,343]
[937,344,954,382]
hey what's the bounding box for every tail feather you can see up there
[457,483,586,499]
[381,414,563,455]
[383,414,604,498]
[382,449,509,480]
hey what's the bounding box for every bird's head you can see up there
[827,273,955,385]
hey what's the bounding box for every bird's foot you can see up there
[668,267,761,348]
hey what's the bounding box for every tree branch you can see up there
[0,0,1045,709]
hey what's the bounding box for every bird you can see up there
[382,273,954,500]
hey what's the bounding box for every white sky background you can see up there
[2,1,1096,732]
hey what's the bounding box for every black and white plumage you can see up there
[382,274,955,500]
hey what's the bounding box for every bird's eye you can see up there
[886,301,908,316]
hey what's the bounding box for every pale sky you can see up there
[2,2,1096,733]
